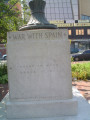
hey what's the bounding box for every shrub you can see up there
[71,57,74,62]
[0,74,8,84]
[0,64,8,84]
[71,62,90,81]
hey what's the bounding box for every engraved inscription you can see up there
[27,33,43,39]
[45,32,62,38]
[9,31,65,40]
[10,64,59,74]
[13,34,25,40]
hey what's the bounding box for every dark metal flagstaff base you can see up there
[19,0,57,31]
[19,24,57,31]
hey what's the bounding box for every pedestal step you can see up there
[6,98,78,119]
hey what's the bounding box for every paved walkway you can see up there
[72,81,90,103]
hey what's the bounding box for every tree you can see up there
[0,0,29,43]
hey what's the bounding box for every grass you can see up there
[71,62,90,81]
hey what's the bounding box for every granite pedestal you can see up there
[6,29,78,119]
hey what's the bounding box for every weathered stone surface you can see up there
[6,99,77,119]
[7,29,72,100]
[6,29,77,118]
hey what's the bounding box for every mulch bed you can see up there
[0,84,9,102]
[0,81,90,102]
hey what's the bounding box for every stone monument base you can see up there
[1,87,90,120]
[6,29,78,119]
[6,98,77,119]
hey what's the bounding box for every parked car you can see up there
[72,49,90,61]
[2,54,7,60]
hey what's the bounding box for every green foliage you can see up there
[0,74,8,84]
[71,57,74,62]
[0,64,8,84]
[0,0,29,43]
[71,62,90,81]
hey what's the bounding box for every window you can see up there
[76,29,84,35]
[81,15,90,20]
[87,29,90,35]
[76,29,78,35]
[68,29,72,35]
